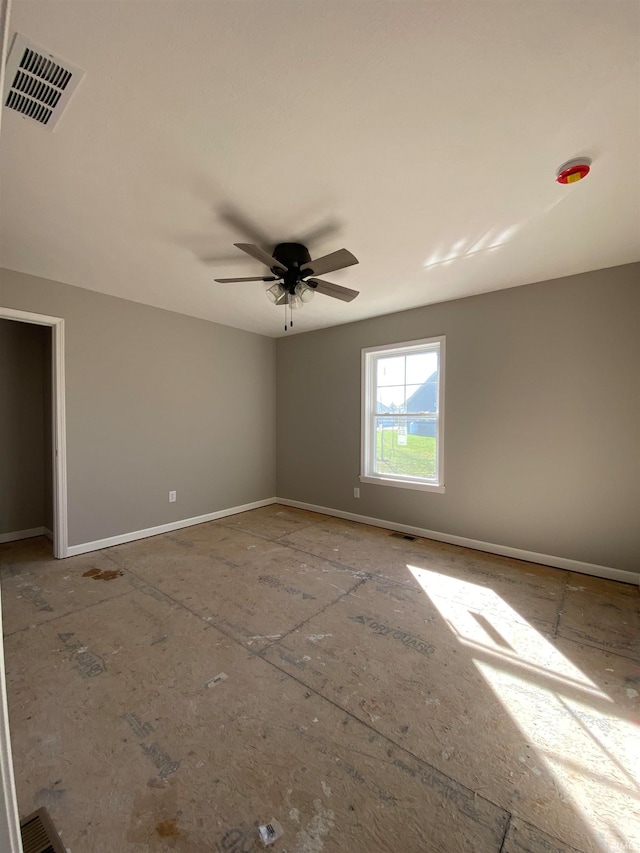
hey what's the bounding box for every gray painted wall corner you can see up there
[276,263,640,574]
[0,268,277,547]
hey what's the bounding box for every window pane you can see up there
[363,337,444,488]
[376,356,405,387]
[405,351,438,384]
[377,385,407,412]
[373,416,437,480]
[406,379,438,414]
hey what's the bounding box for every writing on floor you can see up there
[141,741,180,779]
[348,615,435,656]
[19,584,53,612]
[259,575,316,601]
[123,711,180,778]
[124,712,155,739]
[58,632,106,678]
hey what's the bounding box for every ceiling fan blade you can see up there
[294,219,340,247]
[234,243,288,271]
[219,207,272,247]
[308,278,359,302]
[301,248,358,277]
[214,276,277,283]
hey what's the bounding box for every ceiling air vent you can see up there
[3,33,84,130]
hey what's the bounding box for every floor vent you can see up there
[20,807,66,853]
[3,33,84,130]
[390,532,416,541]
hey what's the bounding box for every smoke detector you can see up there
[556,157,592,185]
[3,33,84,130]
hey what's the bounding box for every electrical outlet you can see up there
[169,490,176,503]
[354,487,360,498]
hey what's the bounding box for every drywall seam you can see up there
[65,497,278,556]
[276,498,639,586]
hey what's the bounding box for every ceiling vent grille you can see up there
[3,34,84,130]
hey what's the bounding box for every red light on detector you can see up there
[556,158,591,184]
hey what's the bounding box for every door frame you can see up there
[0,308,68,558]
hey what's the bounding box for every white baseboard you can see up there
[43,528,54,541]
[61,495,639,586]
[0,527,46,544]
[276,498,640,586]
[65,498,278,557]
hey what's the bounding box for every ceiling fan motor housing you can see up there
[272,243,313,292]
[214,241,359,306]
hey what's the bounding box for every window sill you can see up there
[359,475,445,494]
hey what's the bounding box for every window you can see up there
[361,336,445,492]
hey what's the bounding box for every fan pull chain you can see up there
[284,299,294,331]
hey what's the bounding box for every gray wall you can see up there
[0,319,51,535]
[0,269,276,547]
[276,263,640,574]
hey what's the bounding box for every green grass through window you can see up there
[375,429,437,478]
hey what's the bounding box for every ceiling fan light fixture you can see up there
[217,241,359,328]
[295,282,314,303]
[265,282,285,303]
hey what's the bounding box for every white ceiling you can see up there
[1,1,638,338]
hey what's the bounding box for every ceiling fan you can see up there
[215,242,359,330]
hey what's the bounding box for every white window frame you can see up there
[360,335,445,493]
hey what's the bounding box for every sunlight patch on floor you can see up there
[407,564,640,853]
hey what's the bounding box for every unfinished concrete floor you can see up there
[1,505,638,853]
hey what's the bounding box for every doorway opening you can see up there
[0,308,68,558]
